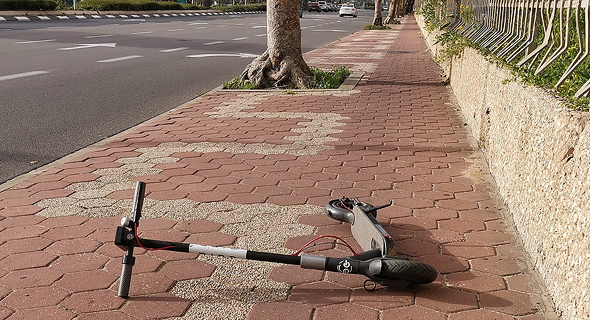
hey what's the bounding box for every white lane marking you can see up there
[232,37,249,41]
[132,31,152,35]
[186,53,258,58]
[56,16,69,20]
[96,55,143,63]
[217,25,228,28]
[251,25,266,28]
[255,33,266,37]
[15,17,30,22]
[47,26,74,29]
[58,43,117,50]
[0,71,49,82]
[15,39,56,44]
[187,22,208,25]
[85,34,114,39]
[37,16,51,20]
[123,19,146,22]
[160,47,189,53]
[106,15,116,18]
[203,41,225,45]
[168,29,184,32]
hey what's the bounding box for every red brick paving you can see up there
[0,14,552,320]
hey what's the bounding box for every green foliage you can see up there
[435,30,472,61]
[181,3,206,10]
[309,65,352,89]
[212,4,266,12]
[0,0,61,10]
[222,77,259,90]
[420,0,447,32]
[430,6,590,110]
[363,24,391,30]
[223,65,351,90]
[77,0,183,11]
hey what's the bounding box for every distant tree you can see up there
[240,0,314,88]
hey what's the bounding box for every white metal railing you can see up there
[417,0,590,97]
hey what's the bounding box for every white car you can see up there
[318,1,328,11]
[339,3,357,17]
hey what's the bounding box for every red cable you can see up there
[292,235,357,256]
[134,224,176,251]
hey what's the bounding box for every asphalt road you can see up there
[0,11,373,185]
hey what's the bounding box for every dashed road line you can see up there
[15,39,56,44]
[132,31,152,35]
[203,41,225,45]
[0,70,50,82]
[96,55,143,63]
[160,47,189,53]
[231,37,249,41]
[85,34,114,39]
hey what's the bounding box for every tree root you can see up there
[240,50,314,89]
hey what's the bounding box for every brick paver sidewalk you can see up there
[0,15,553,320]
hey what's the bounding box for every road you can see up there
[0,11,373,185]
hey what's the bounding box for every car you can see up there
[339,3,357,17]
[318,1,328,11]
[308,1,321,11]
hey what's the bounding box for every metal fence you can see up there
[416,0,590,98]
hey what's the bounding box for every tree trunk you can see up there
[373,0,383,26]
[240,0,313,89]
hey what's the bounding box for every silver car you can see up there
[339,3,357,17]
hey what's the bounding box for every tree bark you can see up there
[240,0,313,89]
[373,0,383,26]
[383,0,403,24]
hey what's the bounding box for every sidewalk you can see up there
[0,15,553,320]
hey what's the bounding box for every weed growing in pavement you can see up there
[363,24,391,30]
[222,65,351,90]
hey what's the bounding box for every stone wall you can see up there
[416,15,590,320]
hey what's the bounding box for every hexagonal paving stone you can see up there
[479,290,537,316]
[415,287,478,313]
[0,267,63,289]
[122,293,191,320]
[61,289,125,313]
[104,254,164,275]
[471,256,522,276]
[381,305,446,320]
[5,305,75,320]
[268,265,324,286]
[159,259,217,281]
[416,254,469,274]
[56,270,118,292]
[448,308,516,320]
[446,270,507,292]
[0,237,53,254]
[315,303,380,320]
[247,300,314,320]
[0,251,56,271]
[44,238,101,255]
[288,281,351,308]
[50,253,109,273]
[2,286,69,309]
[125,272,176,296]
[351,287,414,310]
[175,220,222,233]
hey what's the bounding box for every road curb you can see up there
[0,10,265,21]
